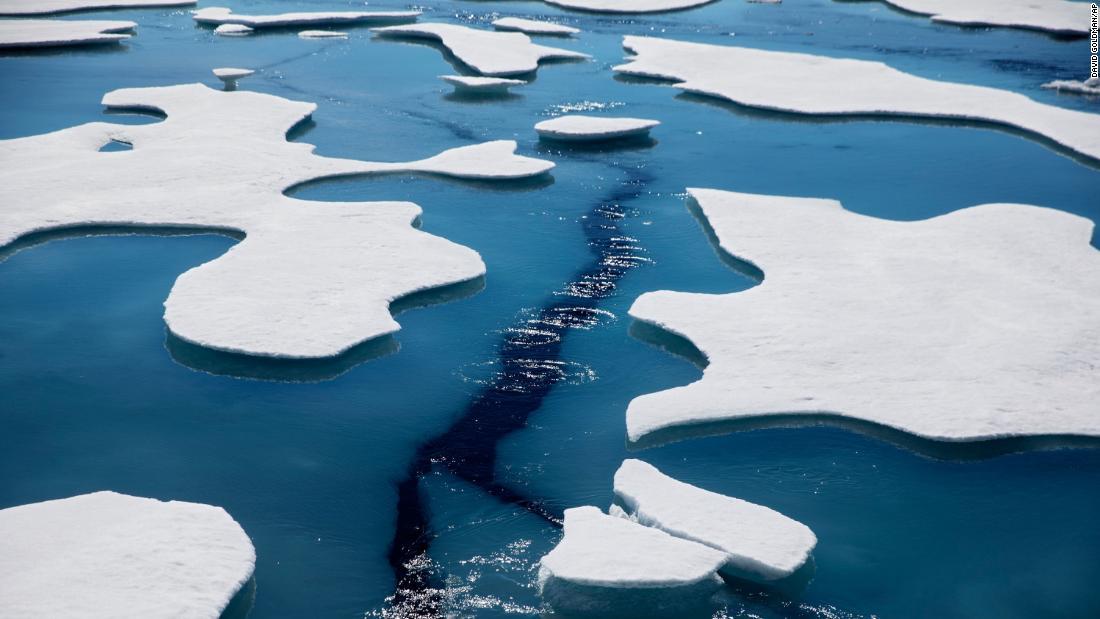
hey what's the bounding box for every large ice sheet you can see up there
[192,6,419,29]
[628,188,1100,445]
[873,0,1089,36]
[0,0,192,16]
[0,84,553,359]
[492,16,579,36]
[0,18,133,47]
[615,36,1100,162]
[0,491,255,618]
[373,23,589,77]
[614,459,816,581]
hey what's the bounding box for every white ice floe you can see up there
[298,29,347,39]
[214,23,251,36]
[0,84,553,359]
[193,6,419,29]
[615,36,1100,162]
[535,114,659,141]
[1042,77,1100,96]
[0,0,192,16]
[372,23,589,77]
[627,188,1100,445]
[614,459,816,582]
[543,0,717,14]
[440,74,526,95]
[538,506,725,615]
[873,0,1089,36]
[0,491,255,618]
[492,16,578,36]
[0,18,134,48]
[213,67,253,90]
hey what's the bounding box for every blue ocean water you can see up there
[1,1,1098,617]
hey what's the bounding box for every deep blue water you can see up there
[1,0,1099,617]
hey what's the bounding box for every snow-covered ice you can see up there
[627,188,1100,446]
[614,459,816,581]
[213,67,253,90]
[0,491,255,618]
[535,115,660,141]
[298,30,347,39]
[0,84,554,360]
[193,6,419,29]
[0,0,192,15]
[214,23,251,36]
[372,23,589,77]
[441,74,526,95]
[0,18,134,48]
[492,17,578,36]
[615,36,1100,162]
[538,506,725,616]
[872,0,1089,36]
[1042,78,1100,97]
[542,0,717,14]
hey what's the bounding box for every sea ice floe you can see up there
[614,459,816,582]
[0,18,134,48]
[298,29,347,39]
[213,67,253,90]
[372,23,589,77]
[0,84,554,359]
[615,36,1100,162]
[627,188,1100,446]
[538,506,726,616]
[214,23,251,36]
[869,0,1089,36]
[0,0,192,15]
[0,491,255,618]
[542,0,716,14]
[441,74,526,95]
[193,6,419,29]
[1042,78,1100,96]
[492,16,579,36]
[535,114,660,141]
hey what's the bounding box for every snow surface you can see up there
[492,16,578,36]
[298,30,347,39]
[372,23,589,77]
[535,114,659,140]
[0,0,192,16]
[614,459,816,581]
[543,0,717,14]
[214,23,251,36]
[539,506,725,614]
[193,6,419,28]
[440,74,526,93]
[213,67,253,80]
[615,36,1100,162]
[875,0,1089,36]
[0,84,553,359]
[0,18,134,48]
[0,491,255,618]
[1042,78,1100,96]
[627,188,1100,445]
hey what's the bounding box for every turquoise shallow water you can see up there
[1,0,1099,617]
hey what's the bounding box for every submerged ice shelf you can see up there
[0,84,553,360]
[615,36,1100,163]
[0,0,192,15]
[866,0,1090,36]
[0,491,254,618]
[0,18,134,48]
[627,188,1100,446]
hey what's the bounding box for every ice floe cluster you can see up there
[871,0,1090,36]
[0,84,553,359]
[0,18,134,48]
[0,491,254,618]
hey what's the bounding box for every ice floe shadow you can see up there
[443,90,524,104]
[0,224,244,263]
[220,576,257,619]
[285,169,555,198]
[166,275,485,382]
[535,134,658,153]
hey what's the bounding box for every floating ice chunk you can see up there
[372,23,589,77]
[0,84,553,360]
[543,0,716,13]
[213,23,252,36]
[213,67,253,90]
[0,491,255,618]
[535,114,659,141]
[627,188,1100,446]
[0,0,192,16]
[1042,78,1100,97]
[538,506,725,616]
[615,36,1100,162]
[492,16,578,36]
[193,6,419,29]
[298,29,347,39]
[614,459,816,582]
[871,0,1089,36]
[440,74,526,95]
[0,18,134,48]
